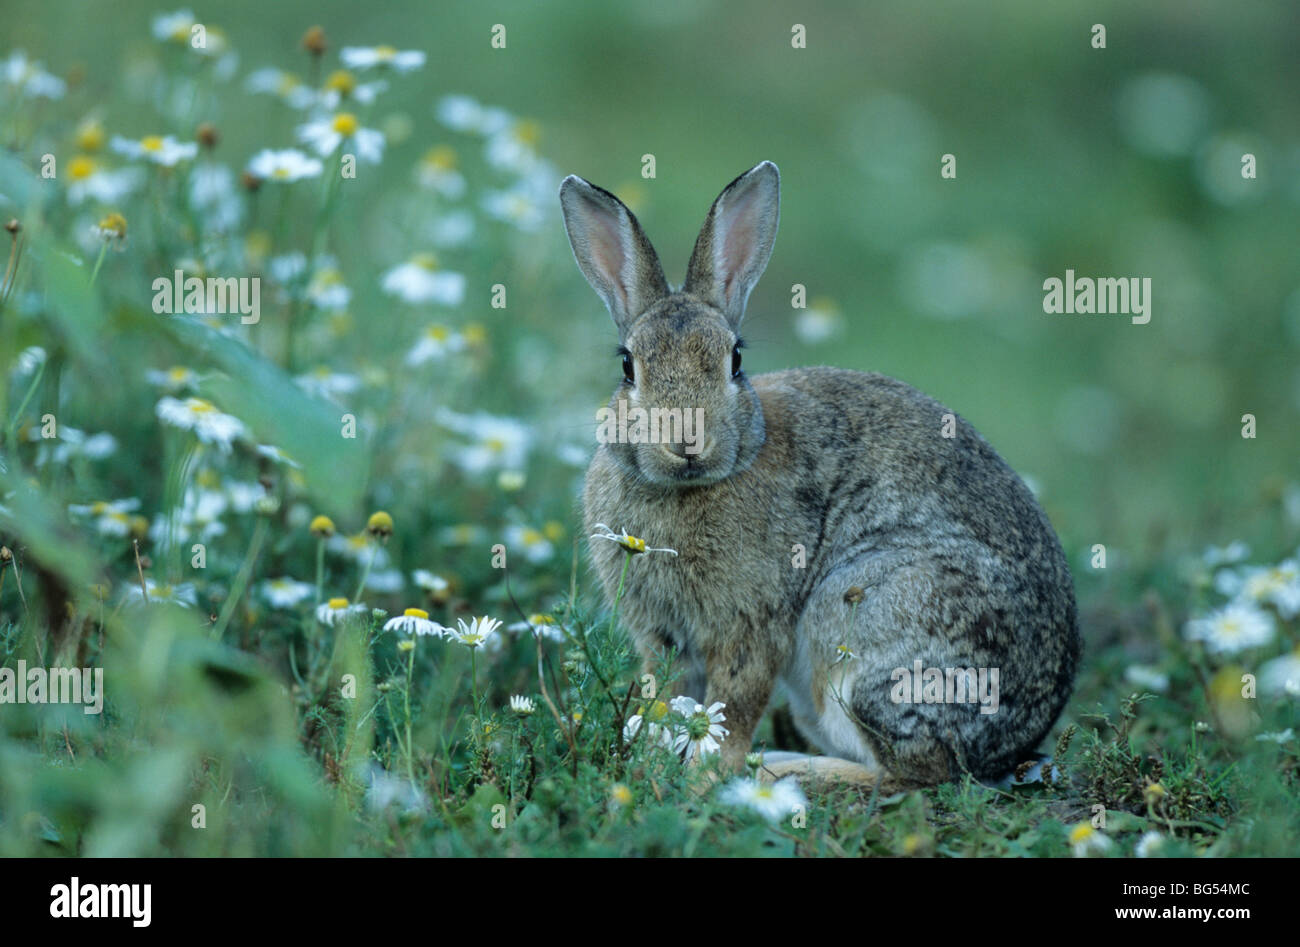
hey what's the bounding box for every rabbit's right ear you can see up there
[559,175,669,337]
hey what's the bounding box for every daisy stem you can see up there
[608,551,632,636]
[404,644,417,788]
[88,242,110,287]
[353,539,376,603]
[5,356,46,448]
[314,537,326,606]
[211,515,268,641]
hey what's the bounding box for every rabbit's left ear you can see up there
[683,161,780,329]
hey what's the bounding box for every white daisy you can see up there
[1124,665,1170,693]
[244,68,316,109]
[1069,822,1113,858]
[1259,652,1300,697]
[1,50,66,99]
[383,607,446,637]
[122,580,198,608]
[1134,831,1166,858]
[721,776,807,822]
[64,156,143,206]
[297,113,384,163]
[670,696,729,761]
[305,267,351,310]
[1184,602,1275,654]
[316,597,369,626]
[509,695,536,715]
[507,613,566,643]
[295,366,361,402]
[151,8,197,43]
[485,120,542,174]
[111,134,199,167]
[339,45,425,72]
[145,366,199,391]
[445,615,503,649]
[590,524,678,557]
[262,577,315,608]
[436,409,531,475]
[362,568,405,594]
[435,95,509,135]
[405,324,466,366]
[1237,561,1300,619]
[247,148,322,182]
[623,701,675,749]
[156,396,248,452]
[415,146,466,198]
[793,298,843,344]
[503,525,553,564]
[381,254,466,305]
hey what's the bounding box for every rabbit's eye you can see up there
[731,346,742,378]
[622,353,635,384]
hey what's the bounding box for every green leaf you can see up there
[164,316,368,511]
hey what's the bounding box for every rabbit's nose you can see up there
[663,436,714,460]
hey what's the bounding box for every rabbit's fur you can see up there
[560,162,1080,791]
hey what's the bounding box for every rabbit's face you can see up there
[561,162,781,486]
[609,294,765,486]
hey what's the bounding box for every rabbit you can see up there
[559,161,1080,792]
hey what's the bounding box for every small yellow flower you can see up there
[68,155,96,180]
[328,597,349,609]
[367,510,394,538]
[310,515,336,538]
[325,70,356,94]
[94,212,127,243]
[462,322,487,346]
[609,783,632,808]
[75,120,106,152]
[1143,782,1166,808]
[422,145,457,170]
[331,112,359,137]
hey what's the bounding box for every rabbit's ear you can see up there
[683,161,780,329]
[560,175,669,336]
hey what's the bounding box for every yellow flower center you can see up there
[412,252,439,270]
[530,613,555,625]
[375,45,398,60]
[404,607,429,619]
[515,120,541,146]
[462,323,487,345]
[141,136,165,152]
[188,399,216,414]
[485,437,507,453]
[276,74,301,96]
[1069,823,1094,844]
[623,535,647,553]
[326,69,356,94]
[96,213,127,238]
[76,122,105,152]
[426,325,450,341]
[422,145,456,170]
[521,528,544,545]
[331,113,359,136]
[328,597,349,609]
[272,167,292,180]
[68,156,96,180]
[168,366,190,382]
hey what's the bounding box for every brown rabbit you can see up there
[560,161,1079,792]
